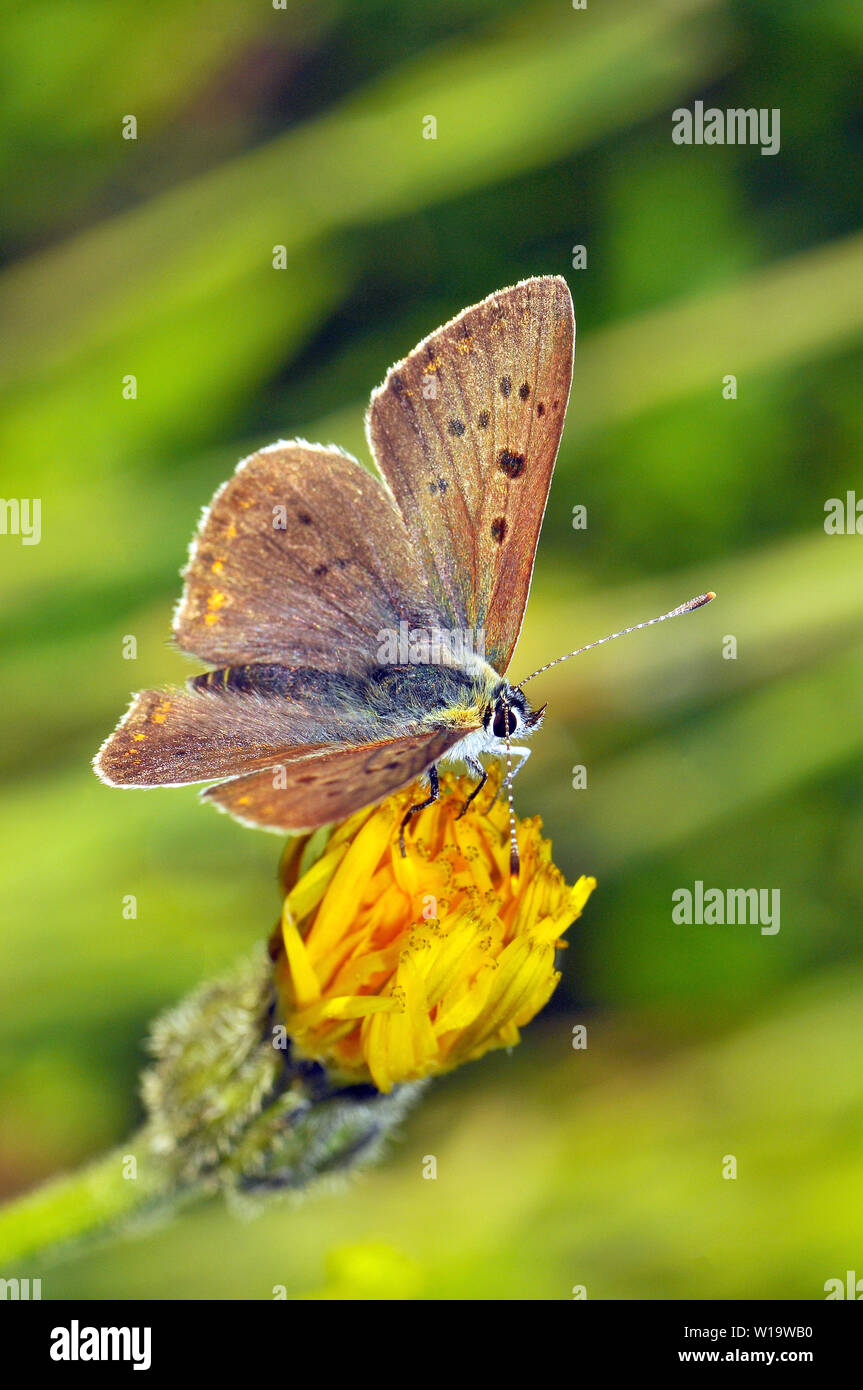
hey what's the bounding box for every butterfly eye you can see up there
[492,702,519,739]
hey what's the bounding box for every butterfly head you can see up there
[483,682,546,745]
[477,680,546,880]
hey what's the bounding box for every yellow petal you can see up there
[280,904,321,1008]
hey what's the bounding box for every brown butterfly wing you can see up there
[173,442,443,671]
[95,683,378,788]
[366,276,574,674]
[201,729,462,832]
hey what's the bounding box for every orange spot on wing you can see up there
[151,699,172,725]
[204,590,229,624]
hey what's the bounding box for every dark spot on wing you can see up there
[500,375,511,398]
[438,476,447,494]
[448,418,465,436]
[553,399,560,410]
[537,402,545,417]
[390,373,404,398]
[519,382,530,400]
[313,563,328,578]
[478,410,490,428]
[497,449,526,479]
[490,517,507,544]
[297,511,312,526]
[334,558,348,570]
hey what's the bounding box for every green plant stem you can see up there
[0,950,427,1272]
[0,1128,176,1269]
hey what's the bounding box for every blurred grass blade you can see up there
[0,0,727,388]
[571,230,863,438]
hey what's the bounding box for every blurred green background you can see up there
[2,0,863,1299]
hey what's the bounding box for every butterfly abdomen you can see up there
[189,664,361,702]
[188,660,489,734]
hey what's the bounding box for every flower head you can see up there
[272,770,595,1092]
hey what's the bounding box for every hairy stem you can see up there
[0,1129,178,1269]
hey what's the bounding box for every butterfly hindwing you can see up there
[366,276,574,674]
[94,660,478,796]
[201,728,463,831]
[173,442,444,671]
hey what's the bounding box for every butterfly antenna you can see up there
[503,700,520,878]
[515,591,716,688]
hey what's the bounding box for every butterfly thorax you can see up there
[360,661,546,767]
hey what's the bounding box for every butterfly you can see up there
[95,276,712,873]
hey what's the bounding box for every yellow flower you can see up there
[272,770,595,1092]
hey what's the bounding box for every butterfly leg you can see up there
[399,765,440,857]
[456,757,488,819]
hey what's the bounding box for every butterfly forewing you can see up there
[173,442,444,670]
[366,276,574,674]
[96,680,389,787]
